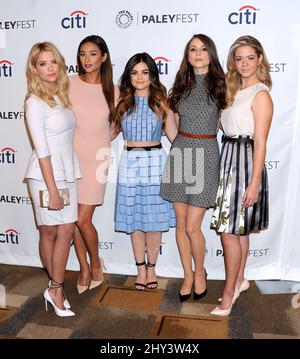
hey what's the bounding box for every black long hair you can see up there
[77,35,115,123]
[114,52,167,133]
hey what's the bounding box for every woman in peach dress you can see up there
[69,35,118,293]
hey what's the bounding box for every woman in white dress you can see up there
[24,42,81,317]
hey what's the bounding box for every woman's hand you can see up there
[242,184,259,208]
[48,192,64,210]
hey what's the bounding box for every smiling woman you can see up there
[111,52,176,291]
[160,34,226,302]
[68,35,119,295]
[24,42,81,317]
[210,35,273,317]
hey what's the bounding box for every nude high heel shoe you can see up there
[89,257,106,290]
[77,281,89,294]
[217,279,249,302]
[210,287,239,316]
[239,279,250,293]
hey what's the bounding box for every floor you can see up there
[0,264,299,339]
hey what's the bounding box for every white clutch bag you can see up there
[39,188,70,208]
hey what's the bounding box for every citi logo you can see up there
[154,56,170,75]
[0,59,13,77]
[228,5,258,25]
[0,147,16,164]
[0,229,20,245]
[61,10,87,29]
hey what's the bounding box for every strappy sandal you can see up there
[135,261,147,290]
[146,262,158,289]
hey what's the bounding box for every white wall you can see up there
[0,0,299,280]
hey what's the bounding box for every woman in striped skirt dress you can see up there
[210,36,273,316]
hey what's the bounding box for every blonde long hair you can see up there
[226,35,272,106]
[25,42,70,108]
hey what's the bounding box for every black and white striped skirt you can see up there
[210,135,269,235]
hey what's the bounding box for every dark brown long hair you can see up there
[169,34,226,113]
[114,52,168,134]
[77,35,115,123]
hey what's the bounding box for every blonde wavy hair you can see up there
[25,42,70,108]
[226,35,272,106]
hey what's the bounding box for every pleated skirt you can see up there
[114,147,176,234]
[210,135,269,235]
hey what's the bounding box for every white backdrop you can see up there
[0,0,299,280]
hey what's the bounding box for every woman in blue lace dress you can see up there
[112,53,177,290]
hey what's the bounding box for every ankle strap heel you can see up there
[136,261,146,266]
[146,262,158,290]
[147,262,156,268]
[44,280,75,317]
[135,261,146,290]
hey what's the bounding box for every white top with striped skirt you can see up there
[221,82,269,137]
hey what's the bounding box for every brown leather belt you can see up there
[178,130,217,139]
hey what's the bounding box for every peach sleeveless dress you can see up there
[69,75,114,205]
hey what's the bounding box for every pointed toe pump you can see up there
[193,269,208,300]
[49,279,70,308]
[76,274,89,294]
[217,279,249,302]
[179,291,192,302]
[44,281,75,317]
[210,287,239,317]
[89,257,106,290]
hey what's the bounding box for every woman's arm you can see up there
[110,85,121,141]
[39,157,64,210]
[164,109,179,143]
[242,90,273,208]
[26,97,64,210]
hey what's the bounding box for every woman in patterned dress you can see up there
[160,34,226,301]
[210,36,273,316]
[112,53,177,290]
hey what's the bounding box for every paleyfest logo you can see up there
[115,10,134,29]
[228,5,258,25]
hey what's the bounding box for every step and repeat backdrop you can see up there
[1,0,300,280]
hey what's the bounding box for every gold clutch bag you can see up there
[39,188,70,208]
